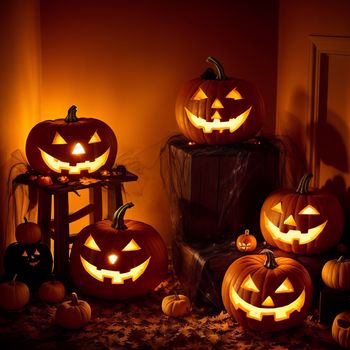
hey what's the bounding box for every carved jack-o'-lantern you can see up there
[25,106,117,178]
[222,249,313,332]
[332,311,350,348]
[236,229,257,252]
[175,57,265,145]
[3,242,53,289]
[69,202,168,300]
[260,173,344,254]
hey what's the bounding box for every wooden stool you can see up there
[14,171,138,280]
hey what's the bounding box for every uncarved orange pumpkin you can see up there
[322,256,350,291]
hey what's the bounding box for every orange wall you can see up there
[39,0,278,245]
[0,0,41,270]
[276,0,350,186]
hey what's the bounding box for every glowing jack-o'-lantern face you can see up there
[236,229,257,252]
[260,173,344,254]
[221,249,313,332]
[25,106,117,178]
[176,57,264,145]
[69,203,168,300]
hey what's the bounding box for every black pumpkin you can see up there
[3,242,53,289]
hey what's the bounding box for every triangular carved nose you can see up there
[262,296,275,307]
[72,142,86,155]
[283,215,297,226]
[211,98,224,109]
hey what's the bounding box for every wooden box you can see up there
[161,135,280,244]
[319,288,350,325]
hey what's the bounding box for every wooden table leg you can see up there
[53,192,69,280]
[107,182,123,219]
[37,189,52,247]
[89,185,102,223]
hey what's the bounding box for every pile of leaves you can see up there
[0,273,336,350]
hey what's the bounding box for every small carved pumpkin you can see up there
[322,256,350,291]
[0,275,30,311]
[15,217,41,245]
[55,292,91,329]
[162,293,191,317]
[38,278,66,303]
[222,249,313,332]
[175,56,264,145]
[3,241,53,289]
[25,105,117,178]
[69,202,168,300]
[236,229,257,252]
[260,173,344,254]
[332,311,350,348]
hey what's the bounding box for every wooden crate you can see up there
[162,135,281,244]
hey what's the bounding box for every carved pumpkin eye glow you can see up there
[72,143,86,155]
[275,278,294,293]
[299,205,320,215]
[271,202,283,214]
[226,88,243,100]
[88,131,102,144]
[22,251,28,257]
[52,132,67,145]
[241,274,260,292]
[122,239,141,251]
[84,235,101,251]
[191,88,208,100]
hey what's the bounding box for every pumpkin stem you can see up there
[24,217,28,224]
[244,229,249,236]
[296,173,313,194]
[337,256,345,263]
[70,292,79,306]
[65,105,79,123]
[112,202,134,230]
[206,56,228,80]
[260,249,278,269]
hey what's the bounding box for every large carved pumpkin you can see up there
[175,57,265,145]
[222,249,313,332]
[25,105,117,178]
[69,202,168,300]
[260,173,344,254]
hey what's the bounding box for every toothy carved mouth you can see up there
[185,106,252,133]
[263,212,327,245]
[39,147,110,174]
[230,287,306,321]
[80,255,151,284]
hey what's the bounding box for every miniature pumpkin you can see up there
[322,256,350,291]
[221,249,313,332]
[3,241,53,289]
[38,278,66,303]
[0,275,30,311]
[69,202,168,300]
[55,292,91,329]
[162,293,191,317]
[15,217,41,245]
[260,173,344,254]
[332,311,350,348]
[25,105,117,178]
[236,229,257,252]
[175,56,264,145]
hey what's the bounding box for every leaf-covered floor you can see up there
[0,273,339,350]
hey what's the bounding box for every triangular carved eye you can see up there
[52,132,67,145]
[22,251,28,257]
[84,235,101,251]
[241,274,260,292]
[88,131,101,144]
[275,278,294,293]
[271,202,283,214]
[226,88,243,100]
[299,205,320,215]
[122,239,141,252]
[191,88,208,100]
[34,249,40,255]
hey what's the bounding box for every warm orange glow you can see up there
[299,205,320,215]
[108,254,118,264]
[72,142,86,155]
[121,239,141,251]
[271,202,283,214]
[275,278,294,293]
[52,132,67,144]
[84,235,101,251]
[263,212,327,244]
[191,88,208,100]
[88,131,102,144]
[241,274,260,293]
[211,98,224,109]
[283,215,297,226]
[226,88,243,100]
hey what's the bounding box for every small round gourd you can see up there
[55,292,91,329]
[0,275,30,311]
[15,217,41,245]
[162,294,191,317]
[321,256,350,291]
[38,278,66,303]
